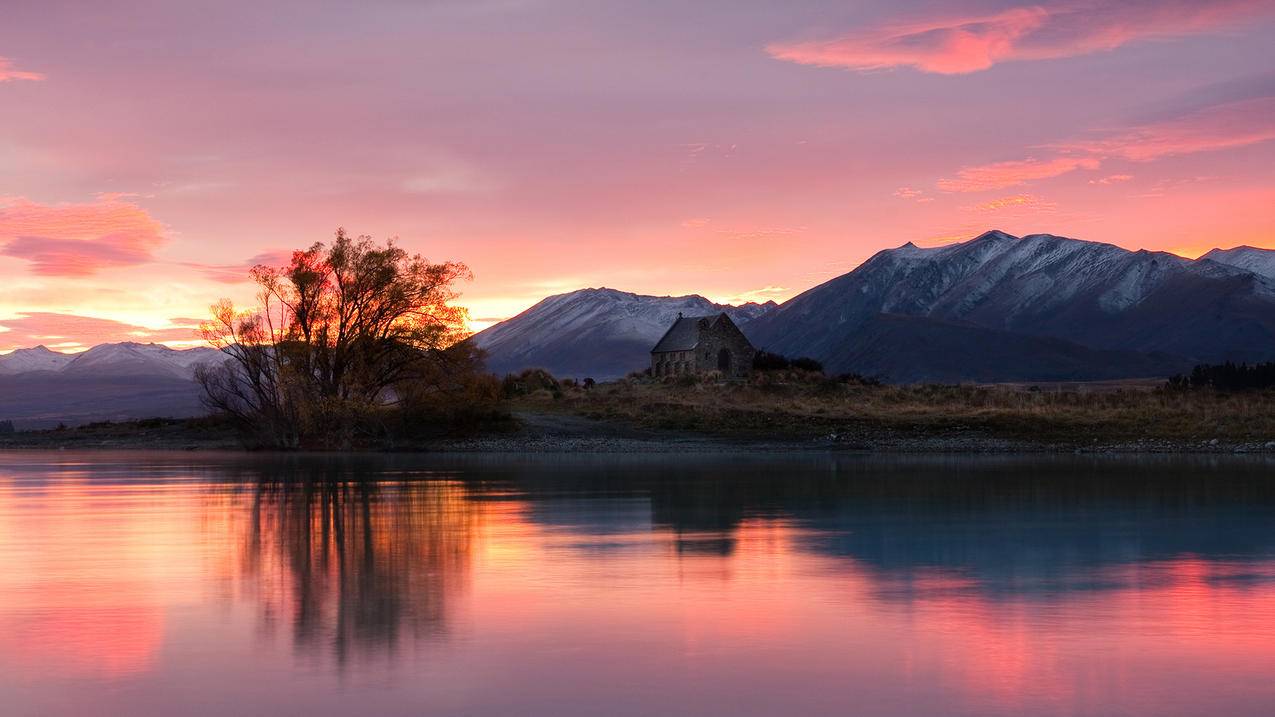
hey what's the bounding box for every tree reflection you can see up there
[234,476,480,666]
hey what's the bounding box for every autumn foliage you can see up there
[197,229,497,447]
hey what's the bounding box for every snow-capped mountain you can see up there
[0,341,229,378]
[0,342,230,428]
[747,230,1275,380]
[60,342,228,378]
[1202,246,1275,281]
[0,345,75,374]
[473,287,776,379]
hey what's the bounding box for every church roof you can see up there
[651,313,725,353]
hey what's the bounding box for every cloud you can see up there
[938,95,1275,192]
[1053,96,1275,161]
[0,312,199,352]
[0,196,166,276]
[1089,174,1134,185]
[961,194,1058,213]
[0,57,43,82]
[938,156,1100,192]
[767,1,1272,74]
[717,286,789,305]
[180,250,293,284]
[894,186,935,203]
[401,155,496,194]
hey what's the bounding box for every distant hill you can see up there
[472,288,776,379]
[0,342,229,428]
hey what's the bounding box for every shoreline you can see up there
[2,419,1273,455]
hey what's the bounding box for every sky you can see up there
[1,0,1273,350]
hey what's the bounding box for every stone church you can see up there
[650,312,756,379]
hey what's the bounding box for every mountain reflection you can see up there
[494,454,1275,595]
[6,453,1275,715]
[229,475,479,665]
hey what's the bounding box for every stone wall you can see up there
[691,317,755,378]
[650,315,755,379]
[651,349,696,377]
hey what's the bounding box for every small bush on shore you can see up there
[753,351,824,373]
[501,368,560,397]
[1168,362,1275,392]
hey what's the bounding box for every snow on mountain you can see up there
[747,230,1275,379]
[1201,246,1275,281]
[473,287,776,379]
[0,345,75,374]
[0,342,229,379]
[62,342,230,378]
[0,342,231,428]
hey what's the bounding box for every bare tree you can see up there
[197,229,473,447]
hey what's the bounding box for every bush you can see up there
[501,368,560,398]
[834,372,882,387]
[1168,362,1275,391]
[753,350,823,374]
[791,356,824,373]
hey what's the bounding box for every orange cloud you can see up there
[0,312,198,351]
[767,1,1272,74]
[893,186,933,202]
[938,156,1100,192]
[0,196,166,276]
[0,56,44,82]
[961,193,1058,213]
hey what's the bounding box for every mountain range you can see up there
[0,343,228,428]
[472,288,775,379]
[475,231,1275,382]
[5,230,1275,426]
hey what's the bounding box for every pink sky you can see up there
[1,0,1273,350]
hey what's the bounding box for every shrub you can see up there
[1168,362,1275,391]
[501,368,560,398]
[753,350,823,374]
[791,356,824,373]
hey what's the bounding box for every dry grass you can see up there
[512,372,1275,444]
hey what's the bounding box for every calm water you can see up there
[2,452,1275,716]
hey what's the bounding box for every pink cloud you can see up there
[940,95,1275,192]
[938,156,1100,192]
[0,57,43,82]
[1056,96,1275,161]
[1090,174,1134,185]
[767,1,1272,74]
[0,312,199,352]
[0,196,166,276]
[180,250,294,284]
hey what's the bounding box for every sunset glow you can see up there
[1,1,1273,349]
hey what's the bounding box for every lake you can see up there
[2,451,1274,716]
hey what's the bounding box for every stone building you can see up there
[650,312,756,379]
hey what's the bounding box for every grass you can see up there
[510,371,1275,446]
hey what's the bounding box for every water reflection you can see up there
[233,478,477,665]
[1,452,1274,716]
